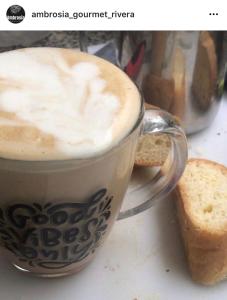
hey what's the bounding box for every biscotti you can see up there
[135,133,170,167]
[176,159,227,285]
[135,103,171,167]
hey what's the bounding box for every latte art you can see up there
[0,48,140,160]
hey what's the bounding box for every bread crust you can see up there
[176,158,227,285]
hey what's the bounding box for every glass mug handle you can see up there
[117,108,188,220]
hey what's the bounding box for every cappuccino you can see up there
[0,48,140,160]
[0,48,142,276]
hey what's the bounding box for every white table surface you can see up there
[1,99,227,300]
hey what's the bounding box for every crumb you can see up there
[166,269,170,272]
[217,132,221,136]
[104,265,115,271]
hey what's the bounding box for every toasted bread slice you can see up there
[135,102,171,167]
[135,133,171,167]
[170,47,186,120]
[176,159,227,285]
[192,32,217,111]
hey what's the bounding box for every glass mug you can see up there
[0,72,188,279]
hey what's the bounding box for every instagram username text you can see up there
[32,10,135,19]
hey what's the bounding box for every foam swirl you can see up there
[0,48,140,160]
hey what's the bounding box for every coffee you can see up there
[0,48,142,276]
[0,48,187,277]
[0,48,140,160]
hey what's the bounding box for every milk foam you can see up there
[0,48,140,160]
